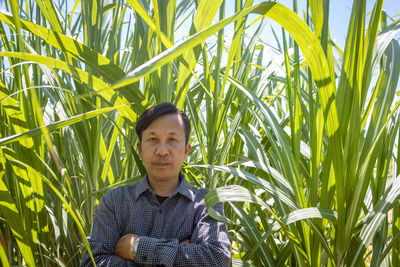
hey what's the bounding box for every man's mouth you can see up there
[153,162,170,167]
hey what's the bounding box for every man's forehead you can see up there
[142,114,185,135]
[144,130,179,136]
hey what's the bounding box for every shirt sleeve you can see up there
[134,200,231,267]
[80,191,136,267]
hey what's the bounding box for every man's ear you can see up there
[184,143,191,159]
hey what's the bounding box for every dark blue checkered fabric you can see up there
[80,174,231,266]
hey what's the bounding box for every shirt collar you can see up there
[134,175,151,201]
[175,173,195,201]
[134,173,195,202]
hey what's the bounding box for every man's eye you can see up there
[169,138,177,142]
[148,137,157,142]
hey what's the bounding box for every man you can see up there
[80,103,231,266]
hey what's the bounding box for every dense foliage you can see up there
[0,0,399,266]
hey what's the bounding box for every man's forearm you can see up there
[80,242,134,267]
[174,241,231,267]
[134,236,230,267]
[80,254,133,267]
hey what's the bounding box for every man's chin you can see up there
[148,172,179,181]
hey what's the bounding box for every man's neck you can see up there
[147,176,180,197]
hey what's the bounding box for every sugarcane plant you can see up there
[0,0,399,266]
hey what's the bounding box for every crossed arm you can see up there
[80,193,231,266]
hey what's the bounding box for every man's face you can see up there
[138,113,191,183]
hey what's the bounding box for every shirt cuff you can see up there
[134,236,179,266]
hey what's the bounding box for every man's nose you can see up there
[156,142,169,156]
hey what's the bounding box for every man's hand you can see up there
[115,233,139,260]
[182,239,191,245]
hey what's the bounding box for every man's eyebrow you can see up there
[144,131,179,135]
[144,131,156,136]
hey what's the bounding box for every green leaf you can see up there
[0,104,125,146]
[0,51,139,121]
[0,13,126,84]
[351,175,400,266]
[0,79,34,148]
[0,151,35,266]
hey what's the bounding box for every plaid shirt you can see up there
[80,174,231,266]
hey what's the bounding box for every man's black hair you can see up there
[135,103,191,144]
